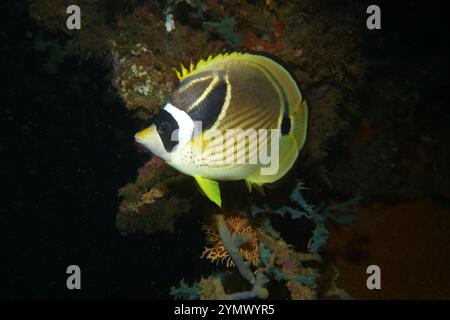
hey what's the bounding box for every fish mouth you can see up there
[134,133,144,144]
[134,126,155,143]
[134,126,168,161]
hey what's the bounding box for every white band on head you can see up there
[163,103,194,148]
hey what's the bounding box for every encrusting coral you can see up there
[116,156,192,234]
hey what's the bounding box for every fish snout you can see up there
[134,125,169,160]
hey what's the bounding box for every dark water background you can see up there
[1,1,449,298]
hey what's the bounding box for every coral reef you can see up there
[170,181,355,300]
[199,276,226,300]
[29,0,119,60]
[286,281,315,300]
[116,156,191,234]
[252,182,360,253]
[204,16,243,48]
[214,214,269,300]
[169,279,200,300]
[30,0,365,163]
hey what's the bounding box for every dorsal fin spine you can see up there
[174,52,244,81]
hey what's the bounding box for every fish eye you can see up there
[158,122,172,135]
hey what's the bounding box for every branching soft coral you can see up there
[201,216,260,268]
[214,215,269,300]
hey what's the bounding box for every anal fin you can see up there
[245,180,266,196]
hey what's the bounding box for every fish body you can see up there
[135,52,308,206]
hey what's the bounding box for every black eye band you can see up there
[153,109,179,152]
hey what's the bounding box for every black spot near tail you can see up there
[281,115,291,135]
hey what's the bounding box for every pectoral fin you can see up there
[194,176,222,207]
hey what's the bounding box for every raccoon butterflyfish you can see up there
[135,52,308,207]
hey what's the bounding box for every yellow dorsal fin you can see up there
[194,176,222,207]
[174,52,245,81]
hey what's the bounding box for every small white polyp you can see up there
[164,103,194,149]
[165,14,175,32]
